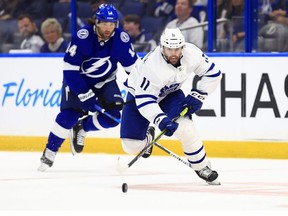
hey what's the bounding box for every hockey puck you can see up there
[122,183,128,193]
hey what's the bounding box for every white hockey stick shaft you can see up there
[154,142,192,168]
[154,142,221,185]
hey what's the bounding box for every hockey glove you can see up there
[158,116,179,137]
[78,89,99,112]
[182,89,207,116]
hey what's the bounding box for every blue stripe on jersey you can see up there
[153,113,166,124]
[135,94,158,100]
[184,145,204,156]
[204,70,221,77]
[137,100,157,109]
[123,80,135,91]
[188,153,206,164]
[207,62,215,72]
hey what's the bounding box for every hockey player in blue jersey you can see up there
[120,28,222,184]
[38,4,139,171]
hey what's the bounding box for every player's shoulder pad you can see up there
[114,28,131,44]
[185,42,199,50]
[71,25,94,51]
[76,25,93,40]
[184,42,203,55]
[143,46,159,62]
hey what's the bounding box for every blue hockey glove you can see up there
[158,116,179,137]
[182,89,207,116]
[78,89,99,112]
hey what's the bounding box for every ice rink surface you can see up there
[0,151,287,216]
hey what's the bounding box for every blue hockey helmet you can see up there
[95,4,119,22]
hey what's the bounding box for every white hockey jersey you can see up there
[124,43,222,123]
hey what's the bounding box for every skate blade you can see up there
[37,163,49,172]
[207,180,221,185]
[68,130,78,156]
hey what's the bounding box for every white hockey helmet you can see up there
[160,28,185,49]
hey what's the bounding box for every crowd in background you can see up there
[0,0,287,53]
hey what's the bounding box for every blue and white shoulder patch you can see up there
[77,29,89,39]
[120,32,130,43]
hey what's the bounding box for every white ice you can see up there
[0,151,288,216]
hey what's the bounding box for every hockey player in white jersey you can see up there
[120,28,222,183]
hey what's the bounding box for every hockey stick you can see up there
[154,141,221,185]
[93,100,137,123]
[154,141,192,168]
[94,104,121,124]
[116,107,188,173]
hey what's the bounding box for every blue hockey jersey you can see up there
[63,24,139,96]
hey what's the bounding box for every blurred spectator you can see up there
[259,0,273,26]
[165,0,204,49]
[268,0,288,25]
[12,0,50,20]
[226,0,245,51]
[17,14,44,52]
[0,0,18,20]
[215,0,229,39]
[258,0,288,52]
[168,0,206,23]
[90,0,105,13]
[194,0,207,6]
[191,4,206,23]
[58,0,86,33]
[40,18,68,53]
[0,0,19,52]
[153,0,176,19]
[122,14,157,52]
[202,0,229,51]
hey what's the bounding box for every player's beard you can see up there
[167,55,180,65]
[97,27,113,41]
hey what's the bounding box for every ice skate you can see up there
[142,126,155,158]
[195,165,220,185]
[38,147,56,172]
[69,120,86,155]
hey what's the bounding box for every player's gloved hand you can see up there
[181,89,207,116]
[158,116,179,137]
[78,89,99,112]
